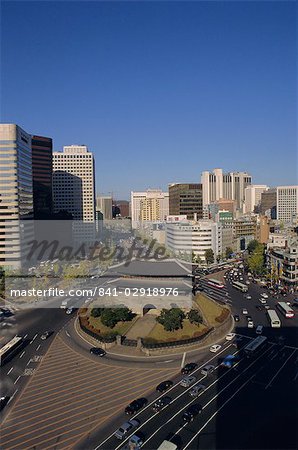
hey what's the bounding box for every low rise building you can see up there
[266,238,298,285]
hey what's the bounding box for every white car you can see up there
[259,298,267,304]
[225,333,236,341]
[242,308,248,315]
[245,281,250,285]
[245,294,252,300]
[261,293,268,299]
[210,344,222,353]
[247,320,254,328]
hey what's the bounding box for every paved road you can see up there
[92,337,297,450]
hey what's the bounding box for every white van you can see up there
[60,299,69,309]
[256,325,263,335]
[157,441,178,450]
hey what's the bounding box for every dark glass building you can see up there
[31,135,53,218]
[169,183,203,220]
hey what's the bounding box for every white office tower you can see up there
[0,124,34,267]
[53,145,96,242]
[131,189,169,229]
[201,168,252,210]
[96,196,113,220]
[166,220,222,261]
[244,185,269,213]
[277,186,298,224]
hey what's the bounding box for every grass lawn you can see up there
[194,293,228,327]
[88,314,138,335]
[146,319,207,342]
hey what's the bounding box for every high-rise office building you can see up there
[31,135,53,217]
[244,185,269,213]
[201,168,252,209]
[259,188,277,216]
[96,196,113,220]
[0,124,34,267]
[277,186,298,224]
[169,183,203,220]
[53,145,96,241]
[131,190,169,228]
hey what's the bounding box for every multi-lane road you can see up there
[0,264,297,450]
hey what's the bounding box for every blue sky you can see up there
[1,1,296,199]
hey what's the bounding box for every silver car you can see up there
[180,375,197,388]
[189,384,206,397]
[114,419,140,440]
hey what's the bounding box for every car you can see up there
[89,347,106,357]
[127,434,144,448]
[242,308,248,315]
[245,294,252,300]
[65,307,74,314]
[189,384,206,397]
[114,419,140,440]
[180,375,197,388]
[256,325,263,335]
[156,380,173,393]
[152,396,172,412]
[182,404,203,422]
[247,320,254,328]
[225,333,236,341]
[0,396,9,411]
[259,298,267,304]
[264,305,270,310]
[125,398,148,415]
[246,315,252,322]
[256,305,264,311]
[41,331,52,340]
[261,293,269,299]
[201,364,215,376]
[245,281,250,285]
[181,362,198,374]
[210,344,222,353]
[233,314,240,322]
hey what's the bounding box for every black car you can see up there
[181,363,198,374]
[41,331,52,340]
[246,316,252,322]
[125,398,148,415]
[152,396,172,412]
[0,396,9,411]
[90,347,106,357]
[182,403,203,422]
[156,380,173,393]
[233,314,240,322]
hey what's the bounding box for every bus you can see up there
[267,309,281,328]
[0,336,24,366]
[244,336,267,357]
[207,278,224,289]
[231,281,248,293]
[277,302,294,318]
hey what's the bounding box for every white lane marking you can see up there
[26,359,31,366]
[23,334,28,339]
[265,349,296,389]
[155,360,173,364]
[94,342,235,449]
[141,345,273,449]
[19,351,25,358]
[29,334,38,344]
[181,352,186,369]
[36,344,41,351]
[7,389,18,404]
[7,367,13,375]
[182,374,254,449]
[65,331,70,337]
[293,371,298,381]
[14,375,21,385]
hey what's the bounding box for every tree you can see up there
[204,249,214,265]
[225,247,234,259]
[216,255,221,263]
[156,308,185,332]
[91,308,103,318]
[100,307,135,328]
[247,240,259,254]
[187,309,203,325]
[192,252,202,264]
[248,243,265,275]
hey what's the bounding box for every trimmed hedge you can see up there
[79,316,117,343]
[142,327,213,349]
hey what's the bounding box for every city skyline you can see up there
[1,1,296,198]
